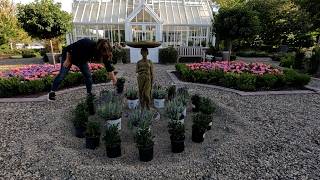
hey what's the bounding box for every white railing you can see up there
[174,46,207,61]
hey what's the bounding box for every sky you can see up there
[12,0,72,13]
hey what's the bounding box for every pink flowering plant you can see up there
[175,61,310,92]
[186,61,282,75]
[0,63,104,81]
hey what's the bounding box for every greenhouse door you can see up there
[132,25,156,42]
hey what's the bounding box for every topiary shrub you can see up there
[284,69,311,87]
[159,47,178,64]
[236,73,257,91]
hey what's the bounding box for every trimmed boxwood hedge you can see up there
[0,68,110,98]
[175,64,310,91]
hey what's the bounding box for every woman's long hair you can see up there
[96,39,113,63]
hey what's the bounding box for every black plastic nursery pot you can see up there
[75,126,86,138]
[106,144,122,158]
[192,126,205,143]
[85,137,100,149]
[170,137,185,153]
[138,145,154,162]
[116,85,125,94]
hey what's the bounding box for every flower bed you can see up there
[175,61,311,91]
[0,63,110,98]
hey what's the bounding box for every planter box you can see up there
[46,53,61,64]
[154,99,165,109]
[105,118,121,130]
[127,99,139,109]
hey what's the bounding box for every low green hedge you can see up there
[159,47,178,64]
[175,64,310,91]
[0,68,110,98]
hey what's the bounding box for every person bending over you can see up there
[48,38,117,101]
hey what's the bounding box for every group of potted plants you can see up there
[191,94,216,143]
[71,83,216,161]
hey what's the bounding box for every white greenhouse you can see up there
[68,0,217,63]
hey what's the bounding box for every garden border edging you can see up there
[166,70,318,96]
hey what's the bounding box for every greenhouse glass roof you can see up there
[72,0,214,25]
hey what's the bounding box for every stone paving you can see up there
[0,64,320,179]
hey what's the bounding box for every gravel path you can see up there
[1,64,320,179]
[0,58,43,65]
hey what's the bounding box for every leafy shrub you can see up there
[98,101,123,120]
[284,69,311,87]
[236,51,270,57]
[192,70,208,83]
[85,121,101,138]
[230,55,237,61]
[152,86,167,99]
[280,53,295,68]
[104,125,121,148]
[166,99,184,120]
[168,120,185,141]
[207,70,224,84]
[199,97,215,115]
[308,46,320,74]
[159,47,178,64]
[92,68,109,84]
[112,48,127,64]
[73,101,88,128]
[192,113,209,133]
[22,49,37,58]
[167,85,176,101]
[236,73,257,91]
[221,73,238,88]
[257,74,278,90]
[135,126,154,148]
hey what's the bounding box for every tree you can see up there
[0,0,30,47]
[246,0,311,46]
[214,5,261,60]
[215,0,246,8]
[17,0,72,62]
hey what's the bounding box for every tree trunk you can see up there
[228,39,232,66]
[50,39,56,64]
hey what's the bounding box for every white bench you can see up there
[175,47,207,62]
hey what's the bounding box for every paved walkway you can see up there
[0,64,320,179]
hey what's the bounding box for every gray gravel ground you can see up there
[1,64,320,179]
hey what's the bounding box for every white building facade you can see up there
[68,0,216,62]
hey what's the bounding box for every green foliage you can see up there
[92,68,109,84]
[191,94,201,111]
[308,46,320,74]
[112,48,127,64]
[166,99,185,120]
[167,85,176,101]
[176,87,190,106]
[214,5,261,51]
[257,74,278,89]
[0,0,30,46]
[0,70,107,98]
[128,109,153,129]
[168,120,185,141]
[280,53,295,68]
[236,51,270,57]
[199,97,215,115]
[85,121,101,138]
[293,0,320,31]
[73,101,88,128]
[246,0,311,46]
[152,85,167,99]
[192,113,210,133]
[284,68,311,87]
[104,125,121,148]
[134,126,154,148]
[159,47,178,64]
[207,70,224,84]
[221,72,239,88]
[125,87,138,100]
[21,49,37,58]
[17,0,72,39]
[98,101,123,120]
[237,73,257,91]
